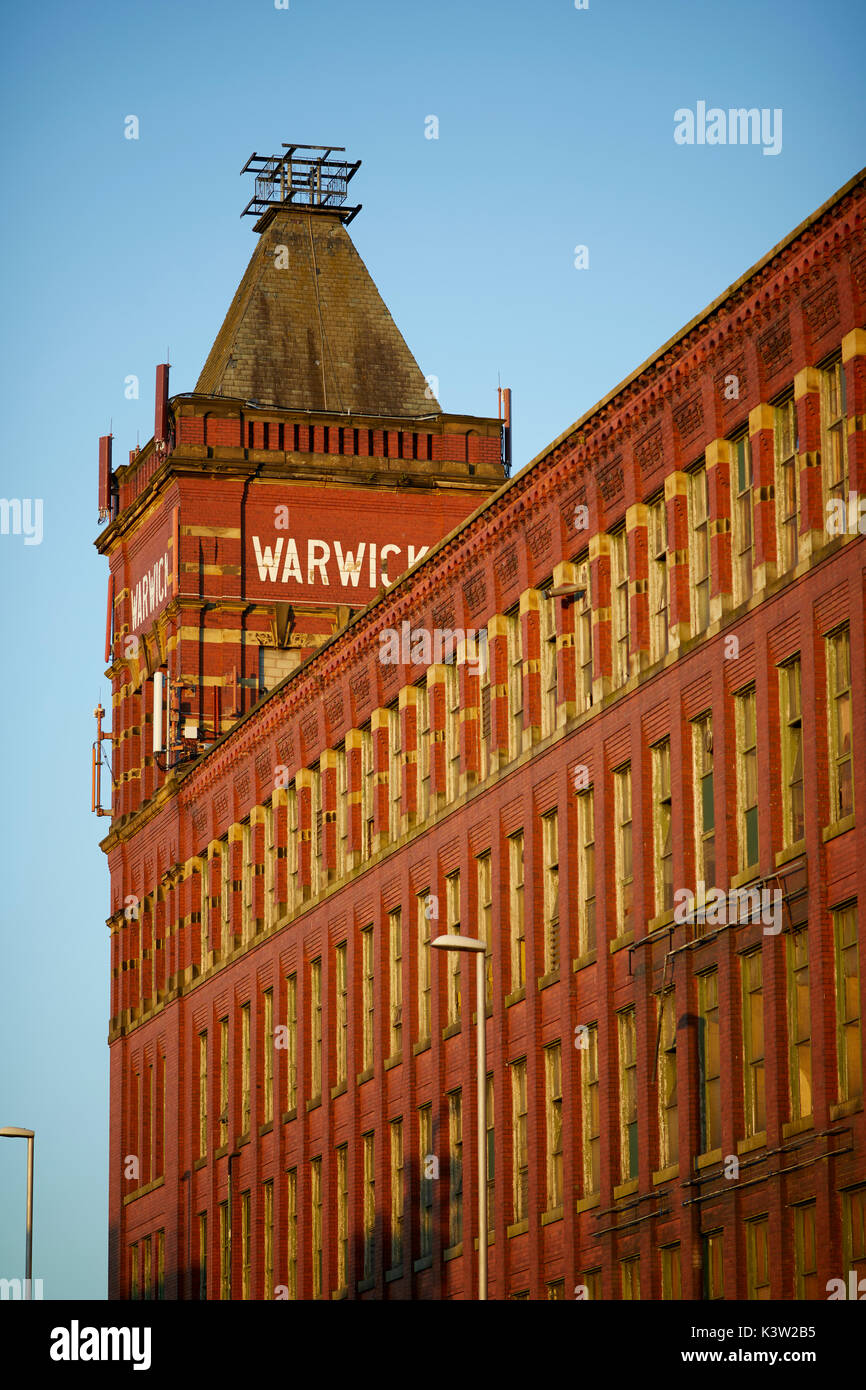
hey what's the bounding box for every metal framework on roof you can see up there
[240,144,362,225]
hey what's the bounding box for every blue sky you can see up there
[0,0,862,1300]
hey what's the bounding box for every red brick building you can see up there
[97,156,866,1301]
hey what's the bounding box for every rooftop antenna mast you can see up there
[239,143,362,229]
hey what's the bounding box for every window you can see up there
[335,943,348,1086]
[835,904,862,1101]
[389,908,402,1057]
[742,951,766,1136]
[612,529,630,686]
[511,1059,529,1221]
[542,811,560,974]
[336,745,348,879]
[310,959,322,1099]
[199,860,209,967]
[198,1031,207,1159]
[703,1231,724,1300]
[661,1244,681,1300]
[241,820,253,942]
[361,724,374,859]
[507,609,523,759]
[390,1119,404,1268]
[581,1025,599,1195]
[689,465,710,633]
[736,688,759,870]
[649,496,669,661]
[476,853,493,1005]
[653,740,673,915]
[218,1017,229,1148]
[287,786,299,912]
[336,1146,348,1291]
[794,1203,819,1298]
[732,430,754,604]
[445,661,460,802]
[575,558,593,711]
[746,1216,770,1299]
[620,1257,640,1300]
[220,840,231,944]
[419,1105,433,1257]
[131,1242,139,1301]
[446,872,461,1025]
[580,1269,602,1300]
[619,1009,638,1182]
[417,683,430,822]
[577,789,596,954]
[827,627,854,822]
[541,589,558,734]
[156,1230,164,1301]
[509,831,526,990]
[310,1157,322,1298]
[141,1235,151,1302]
[787,931,812,1121]
[240,1192,251,1300]
[693,715,715,890]
[698,973,721,1153]
[388,703,401,840]
[615,765,633,935]
[219,1201,230,1300]
[285,973,297,1112]
[264,803,275,929]
[448,1091,463,1247]
[286,1168,298,1300]
[547,1280,565,1300]
[779,659,804,845]
[263,1179,274,1299]
[361,1128,375,1278]
[310,765,322,894]
[842,1187,866,1279]
[821,357,848,510]
[545,1042,563,1210]
[240,1002,251,1134]
[263,988,273,1125]
[658,990,678,1169]
[417,892,431,1042]
[486,1074,495,1232]
[361,926,374,1073]
[479,625,492,781]
[775,397,799,572]
[197,1213,207,1301]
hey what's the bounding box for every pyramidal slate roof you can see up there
[196,207,441,417]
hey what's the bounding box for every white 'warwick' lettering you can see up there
[131,550,170,631]
[252,536,427,590]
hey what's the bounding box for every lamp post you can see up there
[430,934,488,1300]
[0,1127,35,1299]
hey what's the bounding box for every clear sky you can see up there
[0,0,863,1300]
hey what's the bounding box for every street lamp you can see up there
[430,934,488,1300]
[0,1127,35,1299]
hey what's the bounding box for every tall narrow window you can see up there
[690,465,710,633]
[448,1091,463,1247]
[417,682,430,822]
[545,1043,563,1211]
[131,1243,139,1302]
[821,357,848,510]
[285,973,297,1112]
[693,714,715,890]
[388,703,402,840]
[199,861,209,968]
[620,1257,640,1300]
[698,972,721,1153]
[286,1168,297,1300]
[658,990,678,1168]
[775,397,799,572]
[287,786,299,913]
[141,1235,151,1302]
[649,496,669,662]
[156,1230,164,1300]
[736,687,759,870]
[575,557,593,711]
[787,930,812,1122]
[263,1179,274,1300]
[336,1146,348,1291]
[732,430,754,604]
[220,839,231,944]
[581,1024,600,1195]
[479,626,492,781]
[240,1002,251,1135]
[486,1074,495,1231]
[197,1213,207,1301]
[264,803,275,929]
[361,926,374,1073]
[612,529,630,686]
[218,1017,229,1148]
[619,1009,638,1182]
[446,872,461,1024]
[615,765,634,935]
[361,724,374,859]
[240,1193,250,1299]
[263,989,273,1125]
[476,852,493,1004]
[509,831,525,990]
[389,908,402,1057]
[794,1203,819,1298]
[542,810,560,975]
[336,745,347,879]
[780,658,804,845]
[507,609,523,760]
[335,943,348,1086]
[417,892,431,1042]
[835,904,862,1101]
[742,951,766,1137]
[511,1059,529,1222]
[310,959,322,1099]
[218,1202,229,1300]
[577,789,596,954]
[541,590,558,734]
[746,1216,770,1299]
[241,821,253,942]
[198,1030,208,1159]
[842,1187,866,1280]
[827,626,854,823]
[703,1231,724,1300]
[390,1119,404,1269]
[310,1157,322,1299]
[445,660,460,802]
[419,1105,433,1257]
[661,1245,681,1300]
[653,740,673,915]
[310,764,322,894]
